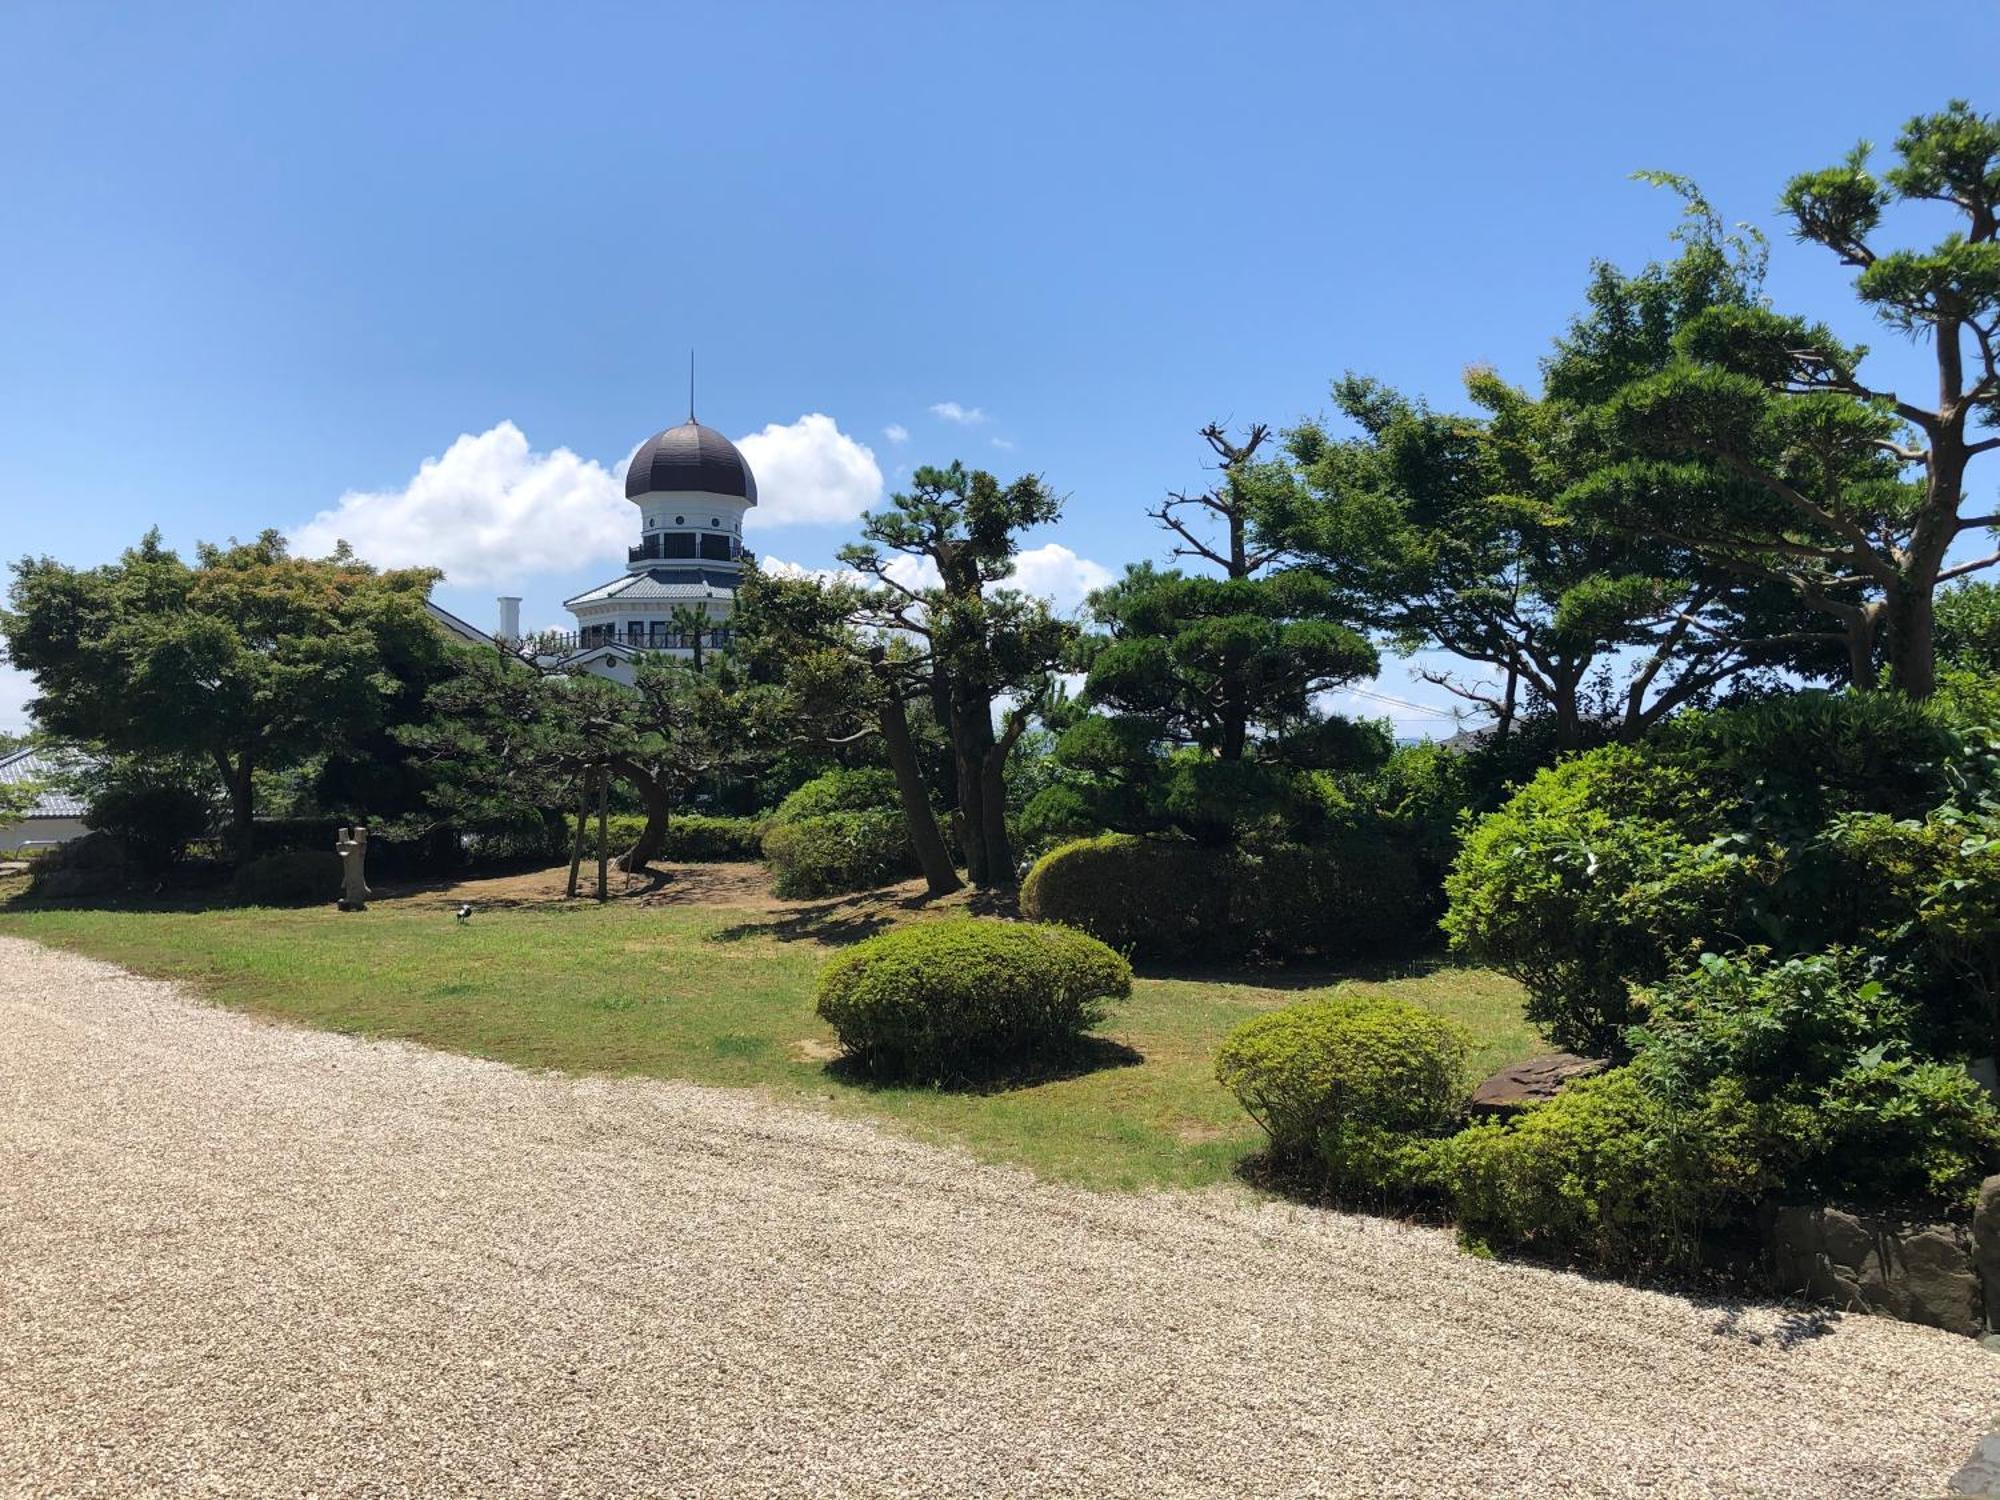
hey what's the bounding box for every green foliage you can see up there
[1019,833,1432,964]
[773,767,902,822]
[576,812,768,862]
[81,763,216,873]
[760,767,925,895]
[1441,743,1746,1052]
[1080,564,1378,765]
[659,814,768,862]
[25,830,137,899]
[1937,582,2000,672]
[1429,951,2000,1278]
[1633,951,2000,1213]
[1574,102,2000,696]
[763,810,917,898]
[4,530,444,856]
[814,918,1132,1081]
[230,849,342,907]
[1442,691,1984,1054]
[1437,1068,1772,1273]
[1215,993,1469,1196]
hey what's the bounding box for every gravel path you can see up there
[4,935,1998,1499]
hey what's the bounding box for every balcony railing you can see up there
[522,626,735,657]
[629,534,746,564]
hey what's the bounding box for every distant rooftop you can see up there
[0,747,89,818]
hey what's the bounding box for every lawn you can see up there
[0,869,1541,1193]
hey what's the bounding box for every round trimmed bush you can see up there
[1019,833,1430,964]
[1435,1068,1774,1273]
[815,918,1132,1079]
[763,809,918,898]
[1019,835,1223,958]
[26,830,138,899]
[1215,993,1470,1191]
[773,767,903,823]
[231,849,341,906]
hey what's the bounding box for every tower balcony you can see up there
[629,533,746,565]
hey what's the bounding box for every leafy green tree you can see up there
[1573,102,2000,698]
[838,461,1075,886]
[733,564,963,895]
[4,530,442,860]
[1937,579,2000,669]
[405,646,783,874]
[1264,198,1832,750]
[1055,425,1377,844]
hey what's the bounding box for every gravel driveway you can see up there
[4,935,1998,1499]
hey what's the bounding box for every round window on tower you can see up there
[675,516,685,526]
[711,517,720,527]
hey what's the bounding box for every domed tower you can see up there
[559,413,759,672]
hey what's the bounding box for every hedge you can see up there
[1019,833,1432,964]
[763,810,919,898]
[1215,993,1469,1197]
[231,849,342,906]
[815,918,1132,1080]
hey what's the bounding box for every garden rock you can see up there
[1768,1205,1983,1338]
[1975,1176,2000,1330]
[1466,1051,1608,1118]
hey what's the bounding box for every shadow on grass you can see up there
[824,1033,1144,1096]
[710,883,1020,949]
[1134,949,1455,990]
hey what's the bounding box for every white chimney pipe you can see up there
[497,596,522,643]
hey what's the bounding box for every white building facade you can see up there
[479,415,760,683]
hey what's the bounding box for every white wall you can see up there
[0,816,88,853]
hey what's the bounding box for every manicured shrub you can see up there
[773,767,902,823]
[231,849,341,906]
[26,830,137,899]
[84,777,213,873]
[815,918,1132,1080]
[1020,835,1224,959]
[1215,993,1470,1196]
[580,811,768,863]
[1020,833,1431,964]
[660,813,768,862]
[1442,692,1986,1055]
[763,810,918,898]
[1436,1068,1772,1273]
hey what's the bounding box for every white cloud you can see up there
[291,422,627,585]
[763,544,1106,615]
[759,552,941,594]
[736,414,883,531]
[759,555,863,589]
[1005,543,1113,613]
[929,401,988,425]
[989,436,1016,451]
[883,423,909,444]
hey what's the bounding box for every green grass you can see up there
[0,884,1541,1193]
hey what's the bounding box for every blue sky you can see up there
[4,1,1997,732]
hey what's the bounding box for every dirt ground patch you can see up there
[381,860,1017,938]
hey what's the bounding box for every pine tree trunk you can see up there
[1887,584,1938,699]
[978,751,1015,885]
[595,773,610,902]
[878,689,962,897]
[615,762,672,872]
[566,777,589,898]
[219,748,256,865]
